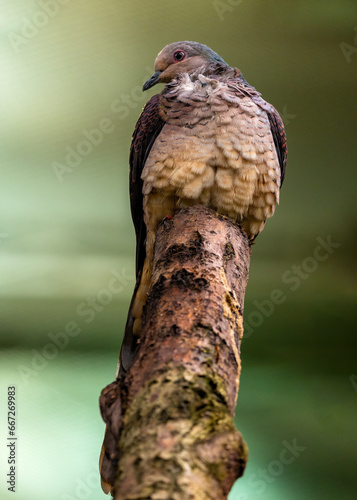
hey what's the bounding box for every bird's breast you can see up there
[142,74,280,237]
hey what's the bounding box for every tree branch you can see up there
[102,205,251,499]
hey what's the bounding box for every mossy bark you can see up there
[107,205,251,499]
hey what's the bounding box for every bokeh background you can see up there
[0,1,356,499]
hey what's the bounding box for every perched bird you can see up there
[122,40,287,371]
[99,41,287,494]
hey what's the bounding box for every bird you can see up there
[99,41,287,494]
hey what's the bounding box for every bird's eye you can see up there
[173,50,186,62]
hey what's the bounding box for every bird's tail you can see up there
[117,254,153,376]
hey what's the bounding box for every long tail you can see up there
[117,254,153,377]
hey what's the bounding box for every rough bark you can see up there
[108,205,251,499]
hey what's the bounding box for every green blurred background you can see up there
[0,1,356,499]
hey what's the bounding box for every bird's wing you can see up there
[129,93,165,277]
[265,104,287,186]
[232,74,287,186]
[119,93,165,375]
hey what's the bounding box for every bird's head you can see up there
[143,41,229,91]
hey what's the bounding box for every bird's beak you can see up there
[143,71,162,91]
